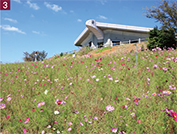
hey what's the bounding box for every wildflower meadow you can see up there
[1,47,177,134]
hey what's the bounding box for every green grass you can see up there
[1,47,177,134]
[95,47,112,53]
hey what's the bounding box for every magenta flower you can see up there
[134,98,139,105]
[23,128,27,133]
[165,108,174,117]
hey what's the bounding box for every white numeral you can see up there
[3,1,8,9]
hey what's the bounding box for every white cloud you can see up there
[44,2,62,12]
[98,15,107,20]
[4,18,17,23]
[77,19,82,22]
[32,31,40,34]
[13,0,21,3]
[0,25,26,34]
[70,10,74,13]
[27,0,40,10]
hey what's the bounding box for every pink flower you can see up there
[80,122,84,126]
[169,85,176,90]
[137,119,142,124]
[152,93,156,96]
[68,127,72,131]
[68,122,72,126]
[106,105,115,112]
[163,67,168,72]
[23,128,27,133]
[24,118,30,124]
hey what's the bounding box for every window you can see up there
[112,41,120,46]
[98,42,103,48]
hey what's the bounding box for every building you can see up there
[74,19,153,49]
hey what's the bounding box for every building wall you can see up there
[81,29,149,48]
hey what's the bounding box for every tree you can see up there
[23,50,48,62]
[147,27,176,50]
[145,0,177,33]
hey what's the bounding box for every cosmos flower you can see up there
[7,97,11,101]
[80,122,84,126]
[0,103,5,109]
[106,105,115,112]
[131,113,135,117]
[137,119,142,124]
[44,90,48,95]
[152,93,156,96]
[111,127,117,133]
[68,127,72,131]
[169,85,176,90]
[68,122,72,126]
[153,64,158,69]
[23,128,27,133]
[0,97,3,102]
[162,90,171,96]
[94,116,98,120]
[54,111,59,115]
[163,67,168,72]
[24,118,30,124]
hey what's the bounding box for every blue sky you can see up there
[0,0,163,63]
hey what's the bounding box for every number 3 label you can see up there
[1,0,10,10]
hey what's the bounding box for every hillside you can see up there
[1,45,177,134]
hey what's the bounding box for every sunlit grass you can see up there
[1,47,177,134]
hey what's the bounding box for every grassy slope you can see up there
[1,46,177,134]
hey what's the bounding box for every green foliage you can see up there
[60,52,64,57]
[147,27,176,50]
[23,50,48,62]
[95,47,112,53]
[141,44,145,51]
[77,46,93,56]
[1,49,177,133]
[145,0,177,33]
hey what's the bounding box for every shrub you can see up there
[147,27,176,50]
[141,44,145,51]
[60,52,64,57]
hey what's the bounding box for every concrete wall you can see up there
[80,29,149,49]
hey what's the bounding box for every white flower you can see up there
[54,111,59,115]
[57,130,60,133]
[44,90,48,95]
[96,78,99,81]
